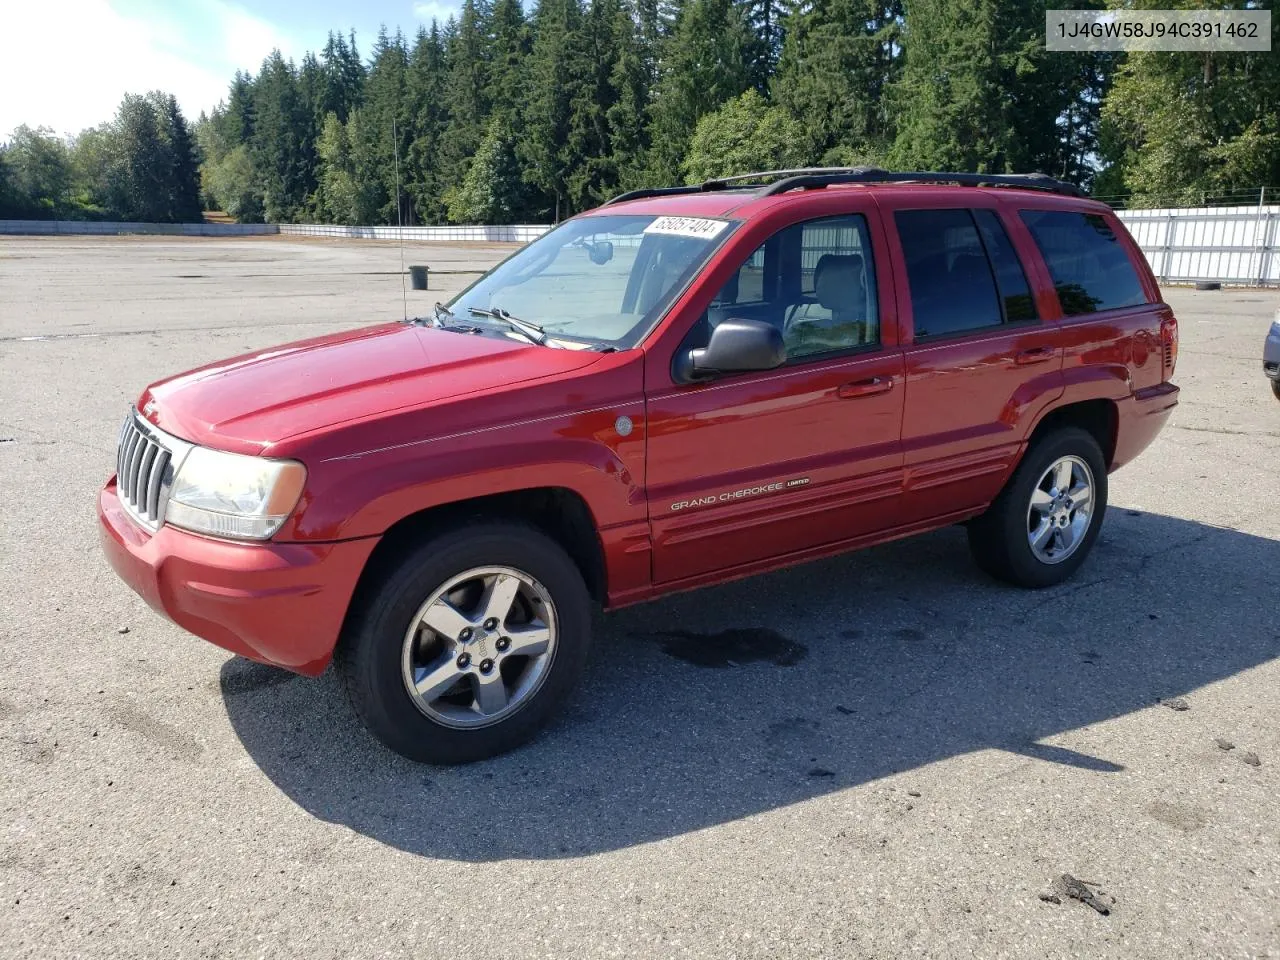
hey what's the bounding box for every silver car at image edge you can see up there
[1266,309,1280,401]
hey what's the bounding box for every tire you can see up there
[1271,378,1280,402]
[337,522,593,763]
[967,427,1108,588]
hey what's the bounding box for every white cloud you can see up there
[0,0,300,140]
[412,1,459,26]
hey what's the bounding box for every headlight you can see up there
[166,446,307,541]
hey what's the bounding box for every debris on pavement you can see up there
[1241,752,1262,767]
[1052,874,1111,915]
[1038,893,1061,905]
[1215,738,1235,751]
[1161,697,1190,711]
[117,626,130,635]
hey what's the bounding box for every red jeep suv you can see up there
[99,169,1180,763]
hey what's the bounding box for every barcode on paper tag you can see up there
[643,216,730,239]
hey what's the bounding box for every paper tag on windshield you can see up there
[643,216,730,239]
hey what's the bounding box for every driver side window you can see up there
[692,214,879,361]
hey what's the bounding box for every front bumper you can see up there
[99,478,379,676]
[1264,321,1280,380]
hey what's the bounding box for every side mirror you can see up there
[673,318,786,383]
[587,240,614,265]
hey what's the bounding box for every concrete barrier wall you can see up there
[0,220,551,242]
[0,220,278,236]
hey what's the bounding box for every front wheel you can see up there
[337,523,593,763]
[1271,378,1280,402]
[967,427,1108,588]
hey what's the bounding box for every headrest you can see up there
[814,254,864,311]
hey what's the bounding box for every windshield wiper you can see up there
[467,306,550,346]
[426,302,453,327]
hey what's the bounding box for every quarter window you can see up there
[1019,210,1147,315]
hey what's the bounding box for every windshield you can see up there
[444,214,738,349]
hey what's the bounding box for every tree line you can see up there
[2,0,1278,224]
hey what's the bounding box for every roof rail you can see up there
[757,168,1085,198]
[602,167,1084,206]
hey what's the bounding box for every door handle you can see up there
[837,377,894,399]
[1015,347,1055,365]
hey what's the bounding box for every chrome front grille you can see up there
[116,413,185,530]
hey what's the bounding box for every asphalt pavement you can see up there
[0,236,1276,959]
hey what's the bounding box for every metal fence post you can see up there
[1255,187,1268,286]
[1161,213,1176,282]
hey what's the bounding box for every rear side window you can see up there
[1020,210,1147,315]
[895,209,1003,338]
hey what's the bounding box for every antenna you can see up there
[392,116,408,323]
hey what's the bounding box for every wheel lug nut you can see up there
[456,653,471,668]
[496,637,510,652]
[459,627,472,642]
[479,659,494,674]
[483,618,498,630]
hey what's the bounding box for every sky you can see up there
[0,0,463,140]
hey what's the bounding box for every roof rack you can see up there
[603,167,1084,206]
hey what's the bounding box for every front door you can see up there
[645,208,906,585]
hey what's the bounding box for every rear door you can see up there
[644,202,906,585]
[1017,207,1174,396]
[879,198,1065,525]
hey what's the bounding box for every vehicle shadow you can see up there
[221,510,1280,861]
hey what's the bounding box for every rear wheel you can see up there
[967,427,1108,588]
[1271,378,1280,401]
[338,523,593,763]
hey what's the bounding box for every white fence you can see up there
[1115,204,1279,286]
[5,206,1278,285]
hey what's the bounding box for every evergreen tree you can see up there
[775,0,902,164]
[743,0,785,92]
[406,23,451,224]
[645,0,753,184]
[318,31,366,124]
[358,28,412,224]
[441,0,494,207]
[220,71,257,147]
[145,93,203,220]
[489,0,529,111]
[519,0,583,219]
[607,0,652,190]
[887,0,1072,176]
[250,51,312,220]
[566,0,627,208]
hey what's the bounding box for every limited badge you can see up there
[615,415,634,437]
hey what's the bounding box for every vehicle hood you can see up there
[138,322,605,453]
